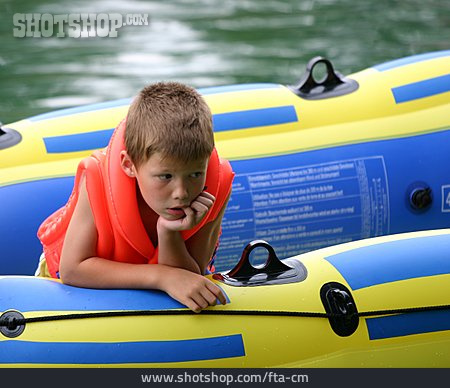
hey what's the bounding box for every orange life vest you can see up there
[38,120,234,278]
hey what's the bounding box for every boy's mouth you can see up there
[167,207,186,216]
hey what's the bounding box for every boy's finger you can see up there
[206,282,227,305]
[200,192,216,201]
[200,287,218,306]
[192,196,214,209]
[193,197,214,207]
[191,294,209,310]
[217,291,227,306]
[190,201,209,214]
[186,300,202,313]
[183,206,195,219]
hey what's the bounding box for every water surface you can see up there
[1,0,448,123]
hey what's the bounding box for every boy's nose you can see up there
[173,181,189,200]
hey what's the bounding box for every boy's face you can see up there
[129,152,209,220]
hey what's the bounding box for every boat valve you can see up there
[0,310,26,338]
[409,186,432,210]
[320,282,359,336]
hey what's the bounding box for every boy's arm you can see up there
[185,192,231,271]
[156,228,201,273]
[59,177,226,312]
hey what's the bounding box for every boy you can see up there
[37,82,234,313]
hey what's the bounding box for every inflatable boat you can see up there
[1,229,449,367]
[0,51,449,274]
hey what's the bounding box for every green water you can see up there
[1,0,448,124]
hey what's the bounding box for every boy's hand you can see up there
[158,192,215,232]
[160,267,227,313]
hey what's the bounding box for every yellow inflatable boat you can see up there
[1,229,449,367]
[1,51,449,275]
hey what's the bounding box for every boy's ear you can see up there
[120,151,136,178]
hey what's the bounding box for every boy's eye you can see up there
[190,172,203,178]
[158,174,172,180]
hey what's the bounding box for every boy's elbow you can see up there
[58,266,75,285]
[59,261,82,286]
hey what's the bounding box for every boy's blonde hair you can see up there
[125,82,214,167]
